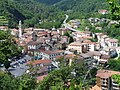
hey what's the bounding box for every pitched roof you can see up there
[96,70,120,79]
[87,51,101,56]
[27,59,52,66]
[65,54,76,58]
[41,50,64,55]
[27,41,40,45]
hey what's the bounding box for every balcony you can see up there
[101,86,108,90]
[112,87,120,90]
[112,82,119,86]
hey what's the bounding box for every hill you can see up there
[36,0,62,5]
[36,0,109,19]
[0,0,64,28]
[55,0,108,13]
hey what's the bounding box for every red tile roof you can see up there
[96,70,120,79]
[27,59,52,66]
[42,50,64,55]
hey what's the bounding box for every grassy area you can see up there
[76,27,84,31]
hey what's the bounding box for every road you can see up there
[63,14,78,32]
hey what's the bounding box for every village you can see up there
[0,9,120,90]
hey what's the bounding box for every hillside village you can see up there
[0,0,120,89]
[0,5,120,90]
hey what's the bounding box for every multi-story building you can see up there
[105,38,118,47]
[40,50,64,60]
[27,59,53,76]
[27,41,41,50]
[67,41,98,53]
[96,70,120,90]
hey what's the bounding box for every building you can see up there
[0,26,8,30]
[98,10,108,15]
[27,59,52,75]
[87,51,101,61]
[40,50,64,60]
[27,41,41,50]
[105,38,118,47]
[96,70,120,90]
[67,42,86,53]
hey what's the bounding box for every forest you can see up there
[0,0,110,29]
[0,0,64,28]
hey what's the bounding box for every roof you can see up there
[41,50,64,55]
[37,66,48,74]
[107,38,118,42]
[27,41,40,45]
[96,70,120,79]
[27,59,52,66]
[87,51,101,56]
[90,85,101,90]
[65,54,76,59]
[69,42,85,46]
[101,54,110,59]
[83,40,91,43]
[80,53,92,58]
[54,55,63,59]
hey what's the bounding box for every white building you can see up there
[105,38,118,47]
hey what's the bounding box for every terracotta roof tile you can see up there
[96,70,120,79]
[27,59,52,66]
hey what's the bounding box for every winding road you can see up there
[63,14,78,32]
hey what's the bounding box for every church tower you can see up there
[19,20,22,38]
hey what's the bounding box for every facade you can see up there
[96,70,120,90]
[27,59,52,75]
[105,38,118,47]
[27,49,64,60]
[67,41,97,53]
[27,41,41,50]
[67,42,86,53]
[40,50,64,60]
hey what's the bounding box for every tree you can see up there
[37,58,96,90]
[0,71,37,90]
[107,58,120,71]
[0,71,18,90]
[17,74,37,90]
[0,30,21,69]
[107,0,120,20]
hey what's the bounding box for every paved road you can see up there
[63,14,78,32]
[8,55,31,77]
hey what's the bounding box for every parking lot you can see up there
[8,55,32,77]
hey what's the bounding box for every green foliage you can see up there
[37,59,96,90]
[112,74,120,86]
[56,0,108,14]
[17,74,37,90]
[0,71,18,90]
[0,30,21,68]
[37,0,62,5]
[64,31,74,43]
[0,0,65,28]
[108,58,120,71]
[0,16,8,26]
[0,71,37,90]
[107,0,120,20]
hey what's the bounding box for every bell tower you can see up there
[19,20,22,38]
